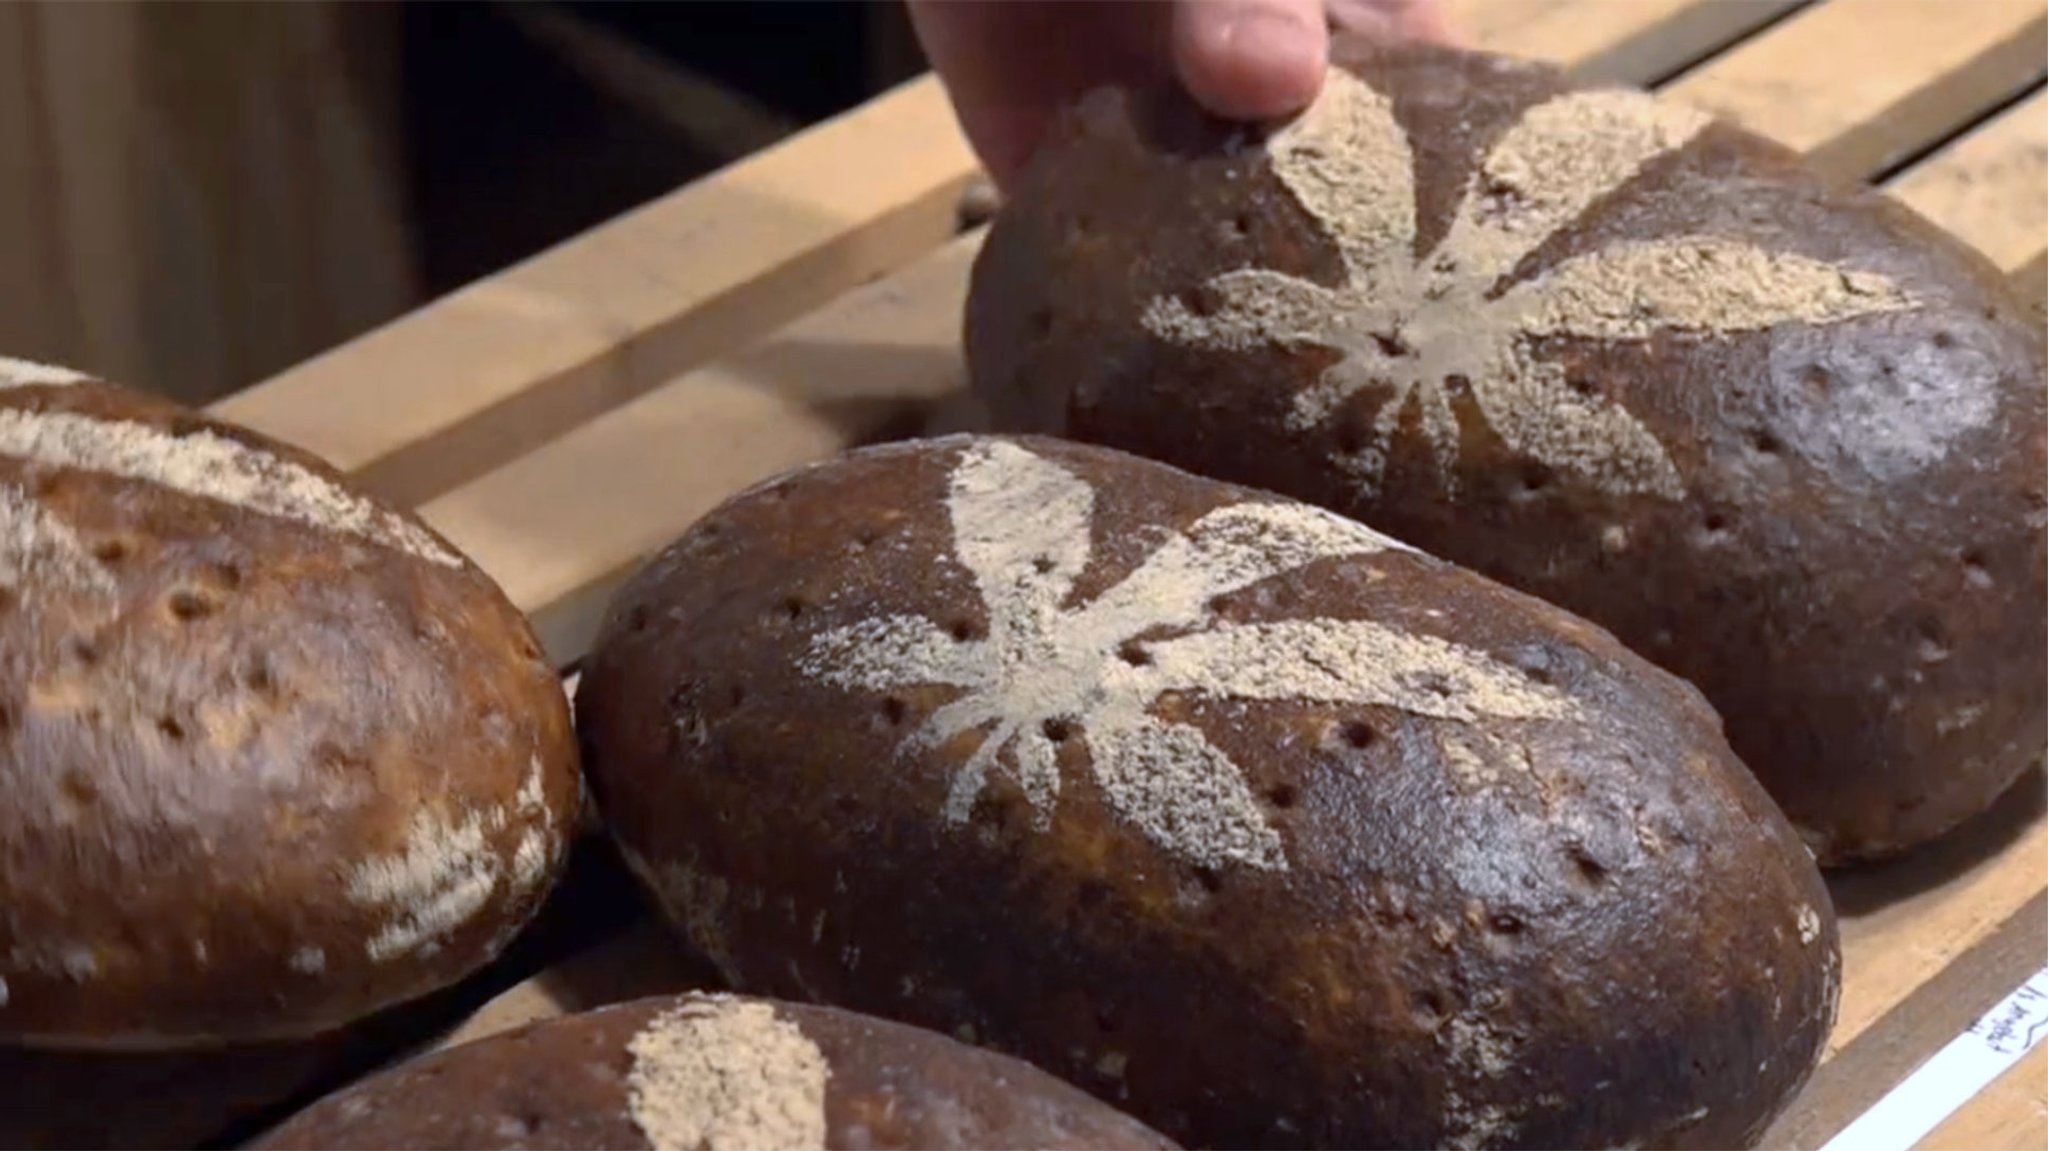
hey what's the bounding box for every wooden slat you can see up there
[1914,1043,2048,1151]
[1664,0,2048,181]
[424,922,699,1055]
[1466,0,1808,85]
[208,73,979,508]
[1890,88,2048,275]
[1442,0,1577,46]
[420,234,981,664]
[1759,773,2048,1149]
[1831,814,2046,1064]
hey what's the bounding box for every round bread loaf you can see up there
[961,39,2048,865]
[0,357,580,1048]
[576,433,1840,1150]
[253,990,1180,1150]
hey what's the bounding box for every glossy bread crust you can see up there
[253,992,1180,1150]
[577,433,1839,1150]
[0,368,580,1047]
[963,39,2048,865]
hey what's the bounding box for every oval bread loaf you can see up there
[576,433,1840,1151]
[0,357,580,1048]
[962,39,2048,865]
[252,990,1180,1150]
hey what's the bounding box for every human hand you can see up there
[905,0,1456,190]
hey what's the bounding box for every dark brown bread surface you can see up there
[576,433,1839,1151]
[0,357,581,1047]
[254,991,1180,1150]
[962,40,2048,866]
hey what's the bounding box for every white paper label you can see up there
[1820,964,2048,1151]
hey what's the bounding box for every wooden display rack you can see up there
[11,1,2045,1147]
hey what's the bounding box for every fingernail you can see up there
[1218,4,1324,107]
[1326,0,1397,37]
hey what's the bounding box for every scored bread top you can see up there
[576,433,1840,1150]
[965,39,2046,864]
[0,359,580,1047]
[1133,63,1922,502]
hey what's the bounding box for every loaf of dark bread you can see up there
[962,40,2048,865]
[0,357,580,1048]
[576,433,1839,1150]
[253,991,1179,1150]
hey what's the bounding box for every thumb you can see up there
[1171,0,1331,121]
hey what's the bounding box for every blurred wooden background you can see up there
[0,0,926,405]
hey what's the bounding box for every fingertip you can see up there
[1174,0,1330,121]
[1327,0,1465,46]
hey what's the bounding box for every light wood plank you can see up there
[1665,0,2048,181]
[1760,773,2048,1149]
[209,74,980,508]
[424,922,698,1055]
[1443,0,1578,46]
[1477,0,1807,85]
[1831,807,2047,1063]
[1915,1042,2048,1151]
[1891,88,2048,275]
[419,235,981,665]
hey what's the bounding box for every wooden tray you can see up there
[15,1,2045,1147]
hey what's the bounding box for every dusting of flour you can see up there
[0,408,461,567]
[346,755,557,962]
[0,357,89,389]
[626,995,830,1151]
[0,482,116,601]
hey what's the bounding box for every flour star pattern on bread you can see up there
[1141,70,1918,501]
[800,440,1577,872]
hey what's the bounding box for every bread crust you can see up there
[0,365,581,1047]
[577,433,1839,1150]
